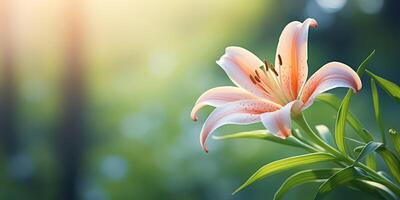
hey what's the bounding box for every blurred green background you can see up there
[0,0,399,199]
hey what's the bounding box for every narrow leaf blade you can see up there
[212,130,303,148]
[274,169,340,200]
[357,50,375,76]
[389,128,400,155]
[335,91,353,153]
[367,70,400,102]
[354,141,383,164]
[377,147,400,183]
[350,179,398,200]
[316,93,373,142]
[366,154,377,171]
[315,167,362,199]
[233,153,336,194]
[371,78,386,143]
[334,50,375,154]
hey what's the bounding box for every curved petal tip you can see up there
[190,108,199,121]
[306,18,318,28]
[355,79,362,92]
[191,106,199,121]
[200,137,209,153]
[203,146,209,153]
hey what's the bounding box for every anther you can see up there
[271,67,278,76]
[249,75,257,84]
[254,75,261,83]
[254,70,260,78]
[263,61,269,71]
[278,54,282,66]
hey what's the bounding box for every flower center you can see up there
[248,59,290,105]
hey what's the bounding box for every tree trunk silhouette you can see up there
[57,1,86,200]
[0,0,18,157]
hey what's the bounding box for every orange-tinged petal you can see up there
[300,62,362,109]
[275,18,318,100]
[191,86,258,121]
[217,46,272,99]
[260,101,298,139]
[200,99,281,152]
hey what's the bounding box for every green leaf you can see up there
[335,91,353,154]
[212,130,303,148]
[359,144,400,183]
[316,93,374,142]
[350,179,398,200]
[334,50,375,154]
[388,128,400,155]
[315,163,400,199]
[354,141,383,164]
[274,169,340,200]
[367,70,400,102]
[371,79,386,143]
[366,153,377,171]
[377,147,400,183]
[233,153,336,194]
[315,167,363,199]
[357,50,375,76]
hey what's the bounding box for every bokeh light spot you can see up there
[316,0,347,13]
[358,0,384,14]
[8,153,34,180]
[100,155,128,181]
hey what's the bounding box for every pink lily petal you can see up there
[200,99,281,152]
[191,86,258,121]
[300,62,362,109]
[260,101,298,139]
[275,18,318,100]
[217,46,272,99]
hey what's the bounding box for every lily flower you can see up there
[191,18,362,153]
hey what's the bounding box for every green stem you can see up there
[294,113,345,159]
[356,162,400,195]
[290,136,319,153]
[294,113,400,195]
[291,130,321,151]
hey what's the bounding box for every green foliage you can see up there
[311,166,397,199]
[353,141,383,164]
[349,179,398,200]
[351,139,379,170]
[334,50,375,154]
[376,147,400,183]
[314,167,364,200]
[316,93,373,142]
[315,166,390,199]
[273,169,340,200]
[366,153,377,171]
[354,144,400,183]
[389,128,400,154]
[371,79,386,143]
[212,130,303,148]
[357,50,376,76]
[335,89,353,153]
[367,70,400,102]
[233,153,336,194]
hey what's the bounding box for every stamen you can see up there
[254,75,261,83]
[249,75,257,84]
[278,54,282,66]
[254,70,260,78]
[263,61,269,71]
[271,66,278,76]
